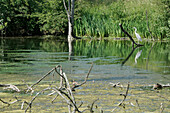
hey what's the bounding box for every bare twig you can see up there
[109,82,123,88]
[78,101,83,108]
[29,67,56,87]
[21,101,29,110]
[90,98,99,113]
[136,99,141,110]
[82,98,99,113]
[160,103,164,113]
[0,84,20,92]
[63,72,76,105]
[118,83,130,106]
[0,96,20,106]
[26,65,62,93]
[51,94,59,103]
[112,83,130,112]
[22,80,34,95]
[72,62,93,91]
[0,99,10,106]
[25,87,51,113]
[52,87,81,113]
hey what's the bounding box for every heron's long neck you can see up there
[135,28,137,33]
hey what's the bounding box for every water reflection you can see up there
[146,42,155,70]
[68,39,74,61]
[135,50,142,64]
[0,37,169,83]
[121,46,141,66]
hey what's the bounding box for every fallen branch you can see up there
[72,62,93,91]
[26,65,62,93]
[0,84,20,92]
[109,82,123,88]
[52,87,81,113]
[89,98,99,113]
[118,83,130,106]
[82,98,99,113]
[112,83,130,112]
[136,99,141,110]
[0,96,20,106]
[160,103,164,113]
[25,87,51,113]
[153,83,170,90]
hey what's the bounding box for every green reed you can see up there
[74,0,169,39]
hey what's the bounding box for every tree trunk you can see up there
[63,0,75,41]
[68,17,73,41]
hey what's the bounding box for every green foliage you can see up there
[0,0,67,36]
[74,0,169,39]
[0,0,40,36]
[0,0,169,39]
[32,0,67,35]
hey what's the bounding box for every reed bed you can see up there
[74,0,169,39]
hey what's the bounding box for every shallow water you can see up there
[0,36,169,112]
[0,36,169,84]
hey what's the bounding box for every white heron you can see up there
[133,27,142,43]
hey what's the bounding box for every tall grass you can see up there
[74,0,169,39]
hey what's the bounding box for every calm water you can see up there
[0,36,169,84]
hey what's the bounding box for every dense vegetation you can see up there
[0,0,169,39]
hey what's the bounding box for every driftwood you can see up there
[135,99,141,110]
[23,63,93,113]
[160,103,164,113]
[1,62,169,113]
[26,65,61,93]
[72,62,93,91]
[82,98,99,113]
[109,82,123,88]
[153,83,170,90]
[0,96,20,106]
[119,23,143,47]
[24,87,51,113]
[0,84,20,92]
[112,83,130,112]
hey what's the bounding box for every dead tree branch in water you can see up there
[25,87,51,113]
[82,98,99,113]
[112,83,130,112]
[160,103,164,113]
[26,65,62,93]
[0,96,20,106]
[0,84,20,92]
[119,23,143,47]
[24,63,93,113]
[72,62,93,91]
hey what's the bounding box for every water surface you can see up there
[0,36,169,84]
[0,36,170,112]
